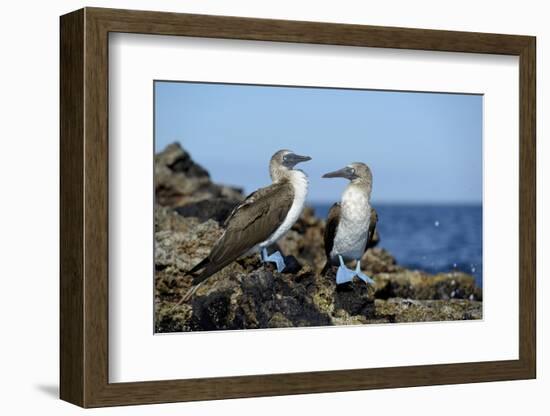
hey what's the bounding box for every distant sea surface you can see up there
[311,204,483,287]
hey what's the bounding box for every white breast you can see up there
[260,170,308,248]
[330,185,370,261]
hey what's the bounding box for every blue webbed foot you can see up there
[261,248,286,273]
[336,265,357,284]
[335,255,356,285]
[355,260,375,285]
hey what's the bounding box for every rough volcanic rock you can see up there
[374,298,482,322]
[154,144,483,332]
[155,142,243,207]
[156,260,378,332]
[373,270,482,301]
[175,198,239,224]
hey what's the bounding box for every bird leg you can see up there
[354,259,375,284]
[261,248,286,273]
[335,255,357,284]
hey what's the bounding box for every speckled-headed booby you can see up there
[183,150,311,300]
[322,163,377,285]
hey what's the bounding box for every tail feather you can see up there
[181,251,249,302]
[188,257,210,275]
[171,281,203,310]
[173,257,239,307]
[192,259,233,285]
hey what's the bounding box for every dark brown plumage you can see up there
[323,203,341,261]
[189,180,294,286]
[366,208,378,252]
[321,205,378,274]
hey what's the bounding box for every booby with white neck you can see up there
[322,162,377,285]
[183,149,311,300]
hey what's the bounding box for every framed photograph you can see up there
[60,7,536,408]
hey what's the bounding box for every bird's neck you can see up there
[343,182,371,211]
[270,165,286,182]
[289,169,308,194]
[347,180,371,200]
[276,169,308,201]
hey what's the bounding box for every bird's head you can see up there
[322,162,373,188]
[270,149,312,181]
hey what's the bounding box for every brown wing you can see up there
[323,203,341,263]
[192,181,294,284]
[365,207,378,252]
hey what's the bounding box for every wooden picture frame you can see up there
[60,7,536,408]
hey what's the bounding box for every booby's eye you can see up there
[349,168,356,175]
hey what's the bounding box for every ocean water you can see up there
[312,204,483,287]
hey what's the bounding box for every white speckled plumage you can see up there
[330,183,371,261]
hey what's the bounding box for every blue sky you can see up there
[155,81,482,204]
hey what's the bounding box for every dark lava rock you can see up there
[373,270,482,301]
[334,282,375,317]
[155,142,243,207]
[374,298,482,322]
[174,268,333,332]
[165,145,210,178]
[175,198,240,224]
[190,289,235,331]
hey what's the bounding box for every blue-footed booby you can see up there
[182,150,311,301]
[322,163,377,285]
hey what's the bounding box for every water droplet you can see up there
[434,220,440,227]
[471,267,476,273]
[453,263,457,268]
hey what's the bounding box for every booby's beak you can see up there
[284,153,312,168]
[322,166,355,180]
